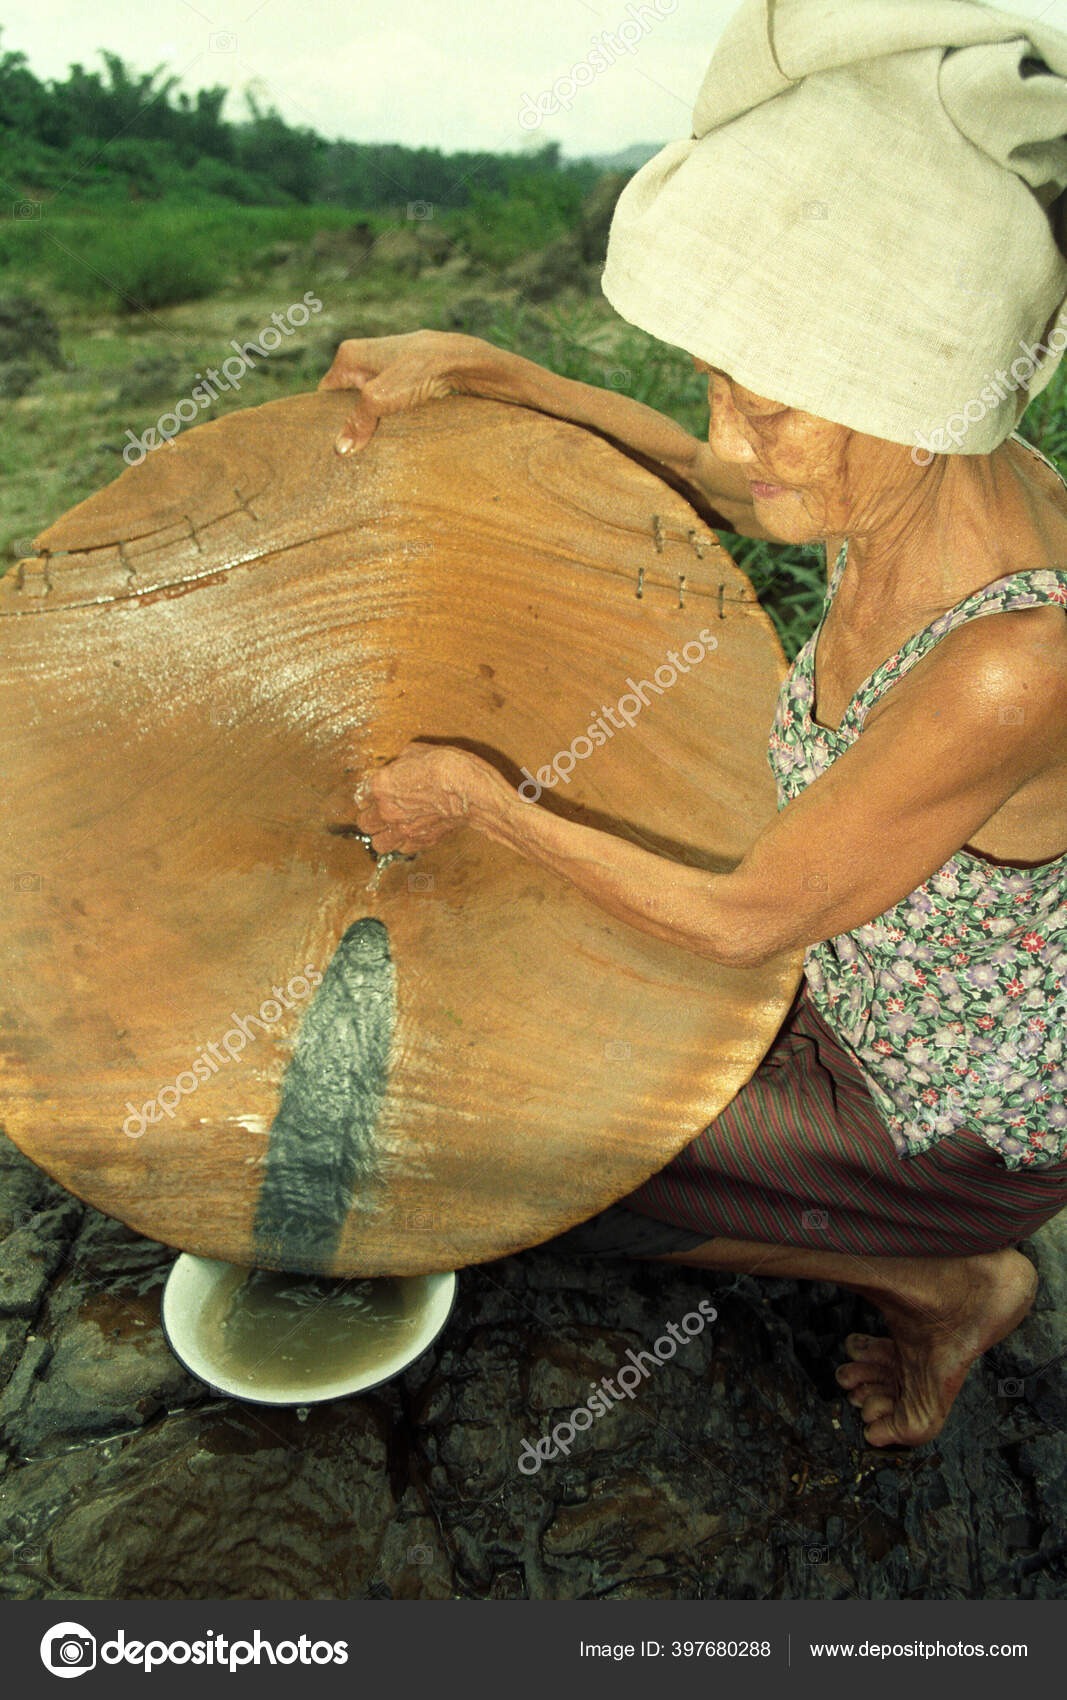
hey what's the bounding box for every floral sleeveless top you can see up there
[766,452,1067,1172]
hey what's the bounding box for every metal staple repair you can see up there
[651,514,666,553]
[626,569,757,611]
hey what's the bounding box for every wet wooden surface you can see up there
[0,392,801,1274]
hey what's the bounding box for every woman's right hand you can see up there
[317,329,491,456]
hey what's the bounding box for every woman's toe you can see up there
[859,1389,895,1423]
[844,1332,896,1365]
[845,1381,890,1409]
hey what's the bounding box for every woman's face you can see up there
[694,359,917,546]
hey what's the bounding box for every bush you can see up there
[44,210,224,310]
[187,155,290,205]
[456,172,590,269]
[0,293,63,366]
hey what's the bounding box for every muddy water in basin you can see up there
[200,1269,429,1398]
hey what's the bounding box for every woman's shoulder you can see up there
[860,583,1067,745]
[945,595,1067,675]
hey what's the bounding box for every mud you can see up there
[253,918,396,1271]
[0,1129,1065,1601]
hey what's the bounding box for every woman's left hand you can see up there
[355,742,490,855]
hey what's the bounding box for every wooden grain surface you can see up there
[0,391,801,1274]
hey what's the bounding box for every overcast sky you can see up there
[4,0,1067,158]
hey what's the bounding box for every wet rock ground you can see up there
[1,1130,1065,1601]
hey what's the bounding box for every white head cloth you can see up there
[600,0,1067,454]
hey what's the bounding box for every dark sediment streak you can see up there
[253,918,396,1273]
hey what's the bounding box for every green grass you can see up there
[0,187,569,313]
[1016,362,1067,464]
[0,202,398,309]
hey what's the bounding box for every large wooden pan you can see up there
[0,392,801,1275]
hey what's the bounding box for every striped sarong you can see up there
[550,980,1067,1260]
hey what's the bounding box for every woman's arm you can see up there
[319,330,772,539]
[357,617,1067,968]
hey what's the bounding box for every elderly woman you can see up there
[321,0,1067,1448]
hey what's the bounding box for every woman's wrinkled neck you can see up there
[829,442,1029,614]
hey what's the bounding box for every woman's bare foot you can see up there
[653,1232,1039,1448]
[834,1248,1038,1447]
